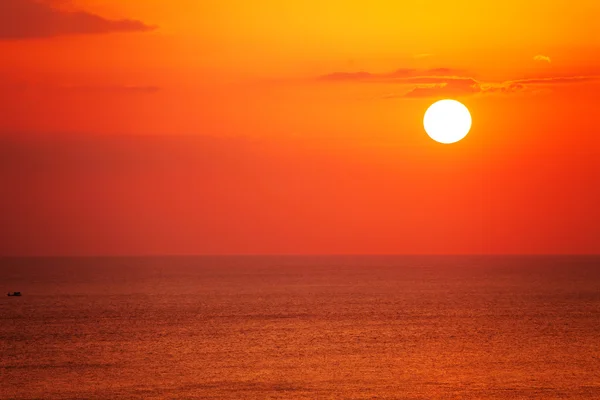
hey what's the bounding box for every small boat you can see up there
[7,292,22,297]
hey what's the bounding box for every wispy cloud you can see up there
[318,68,465,82]
[318,67,599,99]
[0,0,156,39]
[511,76,595,85]
[533,54,552,63]
[401,76,599,98]
[403,79,481,98]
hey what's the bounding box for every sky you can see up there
[1,0,599,256]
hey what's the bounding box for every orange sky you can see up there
[1,0,599,255]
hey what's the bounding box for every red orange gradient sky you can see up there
[1,0,599,255]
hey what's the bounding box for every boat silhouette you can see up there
[7,292,22,297]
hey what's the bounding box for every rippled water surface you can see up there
[2,256,600,399]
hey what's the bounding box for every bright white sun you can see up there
[423,99,472,144]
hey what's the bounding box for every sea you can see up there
[1,255,599,399]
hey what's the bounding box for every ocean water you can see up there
[1,255,599,399]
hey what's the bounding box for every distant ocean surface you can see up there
[2,255,600,399]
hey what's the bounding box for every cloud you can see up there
[0,0,155,39]
[478,82,526,94]
[402,76,599,98]
[318,67,600,98]
[534,54,551,63]
[402,76,478,86]
[318,68,464,82]
[318,68,484,98]
[403,79,481,98]
[511,76,596,85]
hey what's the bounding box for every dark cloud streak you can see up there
[0,0,155,39]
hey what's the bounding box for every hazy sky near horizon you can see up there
[1,0,599,255]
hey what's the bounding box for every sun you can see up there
[423,99,472,144]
